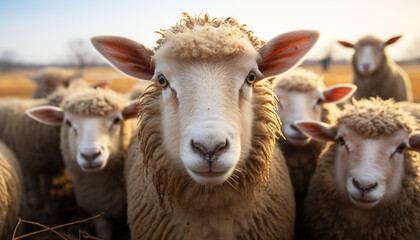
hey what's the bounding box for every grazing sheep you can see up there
[0,140,24,240]
[271,68,356,239]
[338,35,413,102]
[27,88,139,240]
[272,68,356,196]
[92,13,319,239]
[27,67,85,98]
[296,98,420,239]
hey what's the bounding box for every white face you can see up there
[354,44,383,76]
[64,110,123,172]
[275,88,324,146]
[153,50,259,185]
[334,125,407,208]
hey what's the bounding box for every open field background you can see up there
[1,64,420,102]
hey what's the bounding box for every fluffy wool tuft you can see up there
[339,97,416,138]
[153,13,265,60]
[271,68,325,92]
[61,88,127,116]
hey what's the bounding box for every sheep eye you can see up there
[158,75,168,88]
[337,136,346,146]
[246,72,257,85]
[113,117,121,124]
[66,120,72,127]
[396,143,407,153]
[317,98,324,104]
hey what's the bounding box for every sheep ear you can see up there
[91,36,154,80]
[25,106,64,126]
[323,84,357,103]
[337,41,354,48]
[91,80,109,89]
[295,120,337,142]
[409,133,420,152]
[258,30,319,78]
[122,100,140,119]
[384,35,402,46]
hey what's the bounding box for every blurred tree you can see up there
[407,36,420,62]
[0,50,17,72]
[67,39,100,69]
[319,45,334,72]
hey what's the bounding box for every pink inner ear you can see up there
[91,81,109,89]
[385,36,402,46]
[258,31,319,77]
[91,36,154,80]
[30,109,63,124]
[337,41,353,48]
[324,86,354,103]
[122,101,140,119]
[296,122,336,142]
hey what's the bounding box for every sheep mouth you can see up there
[81,163,103,172]
[190,170,228,178]
[349,195,380,207]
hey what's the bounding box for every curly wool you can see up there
[272,68,325,92]
[339,98,416,138]
[154,13,265,60]
[61,88,127,116]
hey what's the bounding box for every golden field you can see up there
[1,64,420,101]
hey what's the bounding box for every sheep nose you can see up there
[80,151,101,162]
[190,139,229,162]
[363,63,370,71]
[352,178,378,199]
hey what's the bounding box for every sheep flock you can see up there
[0,12,419,240]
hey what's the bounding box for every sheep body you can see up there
[0,140,24,239]
[343,36,412,102]
[303,98,420,239]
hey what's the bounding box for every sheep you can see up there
[0,140,24,239]
[295,97,420,239]
[91,13,319,239]
[26,67,85,98]
[271,68,356,196]
[26,88,139,240]
[338,35,413,102]
[271,68,356,239]
[127,80,151,100]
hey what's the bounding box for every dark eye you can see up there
[337,136,346,146]
[246,72,257,85]
[158,75,168,88]
[66,120,72,127]
[396,143,407,153]
[113,117,121,124]
[317,98,324,104]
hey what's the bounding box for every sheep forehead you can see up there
[36,68,74,84]
[355,36,383,47]
[61,88,127,116]
[272,68,325,92]
[338,98,416,138]
[153,13,264,61]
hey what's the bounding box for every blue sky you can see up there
[1,0,419,64]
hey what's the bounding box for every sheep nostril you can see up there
[190,139,229,162]
[80,151,101,162]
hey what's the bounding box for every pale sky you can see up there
[1,0,419,64]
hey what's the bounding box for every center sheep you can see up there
[92,13,319,239]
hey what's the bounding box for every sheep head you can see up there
[91,14,319,187]
[338,35,402,77]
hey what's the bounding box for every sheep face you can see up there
[153,50,258,185]
[275,88,324,146]
[334,125,407,208]
[338,35,402,77]
[64,110,123,172]
[274,84,355,146]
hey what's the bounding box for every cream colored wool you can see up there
[339,98,416,138]
[61,88,126,116]
[154,13,265,60]
[31,67,86,98]
[305,98,420,239]
[271,68,325,92]
[126,80,295,239]
[0,141,24,239]
[350,36,413,102]
[59,89,135,224]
